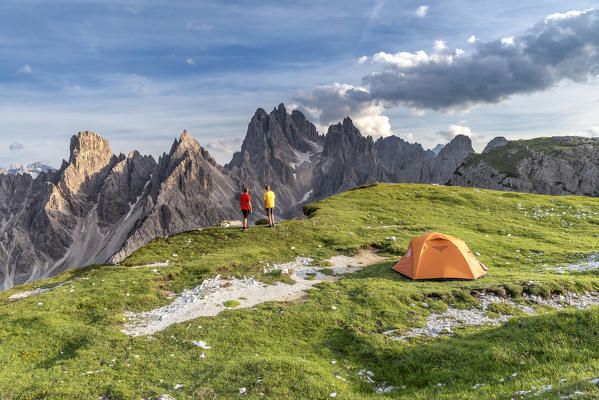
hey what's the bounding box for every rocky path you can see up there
[395,291,599,340]
[122,250,386,336]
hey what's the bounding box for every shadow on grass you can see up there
[36,333,91,370]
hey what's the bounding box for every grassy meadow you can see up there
[1,183,599,399]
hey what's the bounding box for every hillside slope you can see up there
[1,183,599,399]
[449,136,599,196]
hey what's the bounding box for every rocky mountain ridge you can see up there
[1,104,474,289]
[0,162,54,178]
[449,136,599,196]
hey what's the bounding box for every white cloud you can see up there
[294,82,392,138]
[398,132,415,142]
[18,64,32,74]
[467,35,477,44]
[572,126,599,137]
[205,137,244,164]
[365,40,456,70]
[371,50,430,68]
[545,8,593,22]
[186,58,195,65]
[433,40,447,52]
[351,104,393,138]
[437,124,472,140]
[501,36,515,46]
[436,124,490,151]
[9,142,24,151]
[415,5,429,18]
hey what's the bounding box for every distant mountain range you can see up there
[0,104,597,290]
[0,162,54,178]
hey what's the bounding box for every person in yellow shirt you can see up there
[263,185,276,227]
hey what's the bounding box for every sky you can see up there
[1,0,598,167]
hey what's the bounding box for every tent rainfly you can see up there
[392,232,487,280]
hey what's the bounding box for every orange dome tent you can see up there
[392,232,487,280]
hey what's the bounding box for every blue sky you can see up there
[1,0,598,167]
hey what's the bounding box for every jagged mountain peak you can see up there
[324,117,368,151]
[273,103,287,114]
[254,107,268,119]
[179,129,194,142]
[61,131,117,198]
[69,131,112,165]
[441,134,473,153]
[162,130,221,177]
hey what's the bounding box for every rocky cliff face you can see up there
[311,118,378,200]
[0,105,479,290]
[0,132,158,290]
[375,134,474,184]
[429,134,475,184]
[449,136,599,196]
[109,132,239,263]
[226,104,324,218]
[0,130,239,289]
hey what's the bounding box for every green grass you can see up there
[223,300,241,308]
[1,183,599,399]
[487,302,526,316]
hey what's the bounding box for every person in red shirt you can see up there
[239,187,252,231]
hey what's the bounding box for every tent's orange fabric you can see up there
[392,232,487,280]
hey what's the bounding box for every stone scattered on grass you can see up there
[513,390,531,396]
[395,291,599,340]
[553,253,599,274]
[174,383,184,390]
[8,281,71,300]
[192,340,211,349]
[375,383,396,394]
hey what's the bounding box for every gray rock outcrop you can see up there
[449,136,599,196]
[311,117,378,200]
[482,136,509,153]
